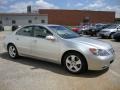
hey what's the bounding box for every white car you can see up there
[99,24,120,38]
[3,24,115,73]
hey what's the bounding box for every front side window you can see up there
[107,24,118,29]
[33,26,53,38]
[16,26,33,37]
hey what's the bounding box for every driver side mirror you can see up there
[46,35,56,41]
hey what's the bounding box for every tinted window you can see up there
[16,26,33,37]
[107,24,118,29]
[33,26,52,38]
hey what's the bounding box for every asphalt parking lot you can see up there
[0,31,120,90]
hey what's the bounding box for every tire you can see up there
[109,33,115,39]
[63,52,87,74]
[115,39,120,42]
[8,44,18,59]
[101,36,104,39]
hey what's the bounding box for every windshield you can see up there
[107,24,118,29]
[48,26,80,39]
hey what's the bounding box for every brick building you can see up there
[39,9,115,26]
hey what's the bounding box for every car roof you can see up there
[26,24,61,27]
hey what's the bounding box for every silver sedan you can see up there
[3,24,115,73]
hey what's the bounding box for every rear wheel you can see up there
[63,52,87,74]
[8,44,18,59]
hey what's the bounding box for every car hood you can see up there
[66,37,112,49]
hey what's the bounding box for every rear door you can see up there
[15,26,34,55]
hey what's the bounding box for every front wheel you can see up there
[63,52,87,74]
[8,44,18,59]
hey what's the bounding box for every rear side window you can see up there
[16,26,33,37]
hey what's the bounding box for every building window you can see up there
[83,16,90,24]
[28,20,32,24]
[12,20,16,24]
[0,21,2,24]
[41,20,45,23]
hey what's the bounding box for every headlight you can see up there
[89,48,110,56]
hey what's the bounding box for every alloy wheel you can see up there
[65,55,82,73]
[9,45,17,58]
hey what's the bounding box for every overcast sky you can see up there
[0,0,120,18]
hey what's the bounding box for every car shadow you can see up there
[0,52,109,78]
[111,39,120,42]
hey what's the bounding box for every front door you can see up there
[32,26,61,62]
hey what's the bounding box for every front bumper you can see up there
[86,52,115,70]
[99,32,111,37]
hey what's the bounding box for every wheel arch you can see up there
[7,43,15,50]
[109,32,116,38]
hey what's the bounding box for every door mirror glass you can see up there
[46,35,56,41]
